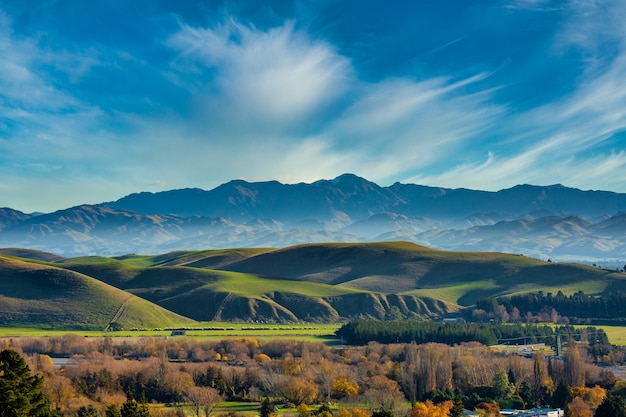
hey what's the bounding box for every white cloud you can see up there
[167,19,352,134]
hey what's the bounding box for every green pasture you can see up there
[0,322,342,343]
[403,280,497,305]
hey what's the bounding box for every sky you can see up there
[2,0,626,213]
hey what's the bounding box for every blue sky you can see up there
[2,0,626,213]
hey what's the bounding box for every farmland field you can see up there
[0,322,343,343]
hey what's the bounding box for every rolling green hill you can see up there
[0,255,194,330]
[2,241,625,326]
[217,242,626,304]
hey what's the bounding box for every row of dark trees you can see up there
[484,290,626,321]
[335,320,609,351]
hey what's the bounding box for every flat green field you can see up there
[0,322,342,343]
[3,322,626,346]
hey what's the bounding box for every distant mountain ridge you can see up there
[1,174,626,261]
[106,174,626,220]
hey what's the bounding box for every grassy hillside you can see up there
[3,241,625,325]
[0,255,194,330]
[0,248,66,262]
[218,242,626,304]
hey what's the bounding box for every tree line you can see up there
[495,290,626,321]
[3,330,626,416]
[335,320,609,351]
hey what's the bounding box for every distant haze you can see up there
[1,174,625,264]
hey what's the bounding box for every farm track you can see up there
[106,296,135,330]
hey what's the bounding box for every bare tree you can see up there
[184,386,222,417]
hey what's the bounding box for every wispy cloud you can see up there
[167,19,352,136]
[2,1,626,212]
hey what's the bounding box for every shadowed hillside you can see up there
[2,242,625,325]
[0,255,194,329]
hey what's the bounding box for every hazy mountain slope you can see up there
[0,205,237,256]
[108,175,626,221]
[0,255,193,329]
[2,174,626,260]
[108,174,397,222]
[0,208,33,230]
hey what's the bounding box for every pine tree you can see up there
[550,380,573,409]
[595,393,626,417]
[105,404,121,417]
[0,349,53,417]
[451,395,465,417]
[121,391,151,417]
[78,405,103,417]
[260,398,276,417]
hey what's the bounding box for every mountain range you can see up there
[1,174,626,262]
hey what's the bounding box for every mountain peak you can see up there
[331,173,367,184]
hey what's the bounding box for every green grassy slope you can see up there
[0,255,194,329]
[3,241,625,325]
[218,241,626,305]
[0,248,66,262]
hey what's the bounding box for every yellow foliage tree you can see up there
[410,400,452,417]
[332,376,359,399]
[571,385,606,410]
[566,396,593,417]
[336,408,371,417]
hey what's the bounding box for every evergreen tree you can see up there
[0,349,53,417]
[78,405,103,417]
[105,404,121,417]
[260,398,276,417]
[121,391,150,417]
[595,393,626,417]
[451,395,465,417]
[492,370,515,400]
[550,380,573,409]
[518,381,532,408]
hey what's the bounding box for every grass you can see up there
[6,241,626,326]
[0,322,342,343]
[208,271,364,298]
[402,280,498,305]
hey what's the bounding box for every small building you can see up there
[170,330,186,336]
[463,409,479,417]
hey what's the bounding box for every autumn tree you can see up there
[568,385,606,415]
[184,386,222,417]
[595,393,626,417]
[410,400,452,417]
[332,376,359,399]
[277,375,318,405]
[474,401,500,417]
[335,409,370,417]
[563,343,585,388]
[566,397,592,417]
[0,349,54,417]
[532,351,551,406]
